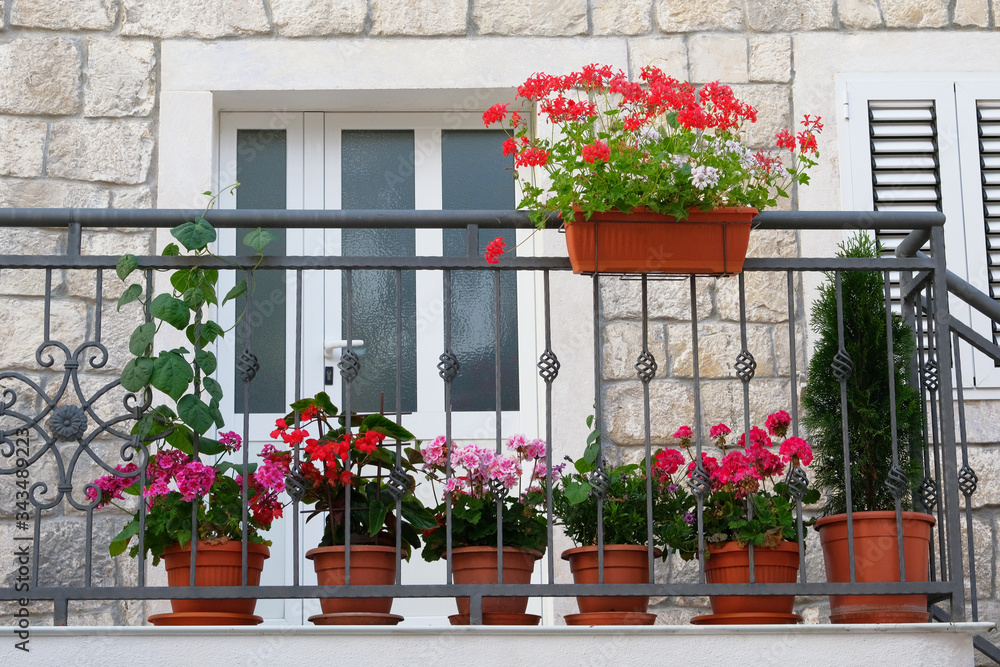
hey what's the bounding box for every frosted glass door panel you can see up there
[341,130,418,414]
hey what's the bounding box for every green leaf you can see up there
[116,254,138,281]
[203,376,224,403]
[401,501,439,531]
[129,322,155,356]
[360,414,415,442]
[368,498,389,536]
[150,294,191,330]
[121,357,154,392]
[182,287,205,310]
[583,438,600,466]
[195,435,225,456]
[117,284,142,312]
[222,279,247,306]
[178,396,214,435]
[209,401,225,429]
[109,519,140,557]
[150,351,193,401]
[186,321,224,347]
[165,424,194,454]
[171,216,217,252]
[162,243,180,257]
[170,270,191,294]
[564,480,591,504]
[243,228,276,253]
[194,349,217,375]
[217,461,258,476]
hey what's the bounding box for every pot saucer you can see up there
[690,612,802,625]
[148,611,263,626]
[448,612,541,626]
[564,611,657,626]
[308,612,404,625]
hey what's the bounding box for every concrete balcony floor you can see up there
[1,622,993,666]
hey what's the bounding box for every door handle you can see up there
[324,339,365,360]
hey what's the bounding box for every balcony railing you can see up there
[0,208,994,652]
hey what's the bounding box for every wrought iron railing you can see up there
[0,208,989,642]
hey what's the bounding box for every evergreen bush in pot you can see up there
[802,233,934,623]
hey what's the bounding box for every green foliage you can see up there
[419,496,548,562]
[552,417,694,554]
[801,233,924,514]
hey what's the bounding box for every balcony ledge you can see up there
[2,622,993,666]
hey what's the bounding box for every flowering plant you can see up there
[667,410,821,555]
[414,434,550,561]
[93,431,289,565]
[274,392,437,555]
[98,188,282,565]
[552,416,692,552]
[482,64,822,232]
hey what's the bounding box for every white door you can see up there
[217,111,545,625]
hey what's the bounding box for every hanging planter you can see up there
[448,546,542,625]
[148,540,269,626]
[564,207,758,275]
[691,541,801,625]
[561,544,660,625]
[815,511,935,623]
[306,544,403,625]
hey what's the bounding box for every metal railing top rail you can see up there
[0,208,947,231]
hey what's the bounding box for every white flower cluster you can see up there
[690,164,720,190]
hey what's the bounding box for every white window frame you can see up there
[838,74,1000,394]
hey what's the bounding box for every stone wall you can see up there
[1,0,999,643]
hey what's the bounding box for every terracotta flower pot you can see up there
[160,540,269,617]
[700,541,801,623]
[306,545,399,616]
[561,544,661,614]
[450,546,541,621]
[815,511,935,623]
[563,206,758,275]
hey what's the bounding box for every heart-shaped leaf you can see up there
[178,395,214,435]
[150,294,190,330]
[171,216,217,251]
[150,351,192,401]
[116,254,138,281]
[243,227,276,253]
[121,357,154,392]
[128,322,155,356]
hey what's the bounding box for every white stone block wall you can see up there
[0,0,997,642]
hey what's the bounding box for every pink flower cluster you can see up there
[424,434,555,501]
[143,450,214,503]
[87,463,139,508]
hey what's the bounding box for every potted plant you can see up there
[90,433,288,625]
[481,64,822,274]
[415,435,549,625]
[94,193,284,625]
[802,233,932,624]
[273,392,437,625]
[553,416,693,625]
[669,411,820,625]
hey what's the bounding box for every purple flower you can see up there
[684,512,696,526]
[666,483,679,496]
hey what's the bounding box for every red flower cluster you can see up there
[581,140,611,164]
[674,411,813,498]
[652,448,685,480]
[485,237,506,264]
